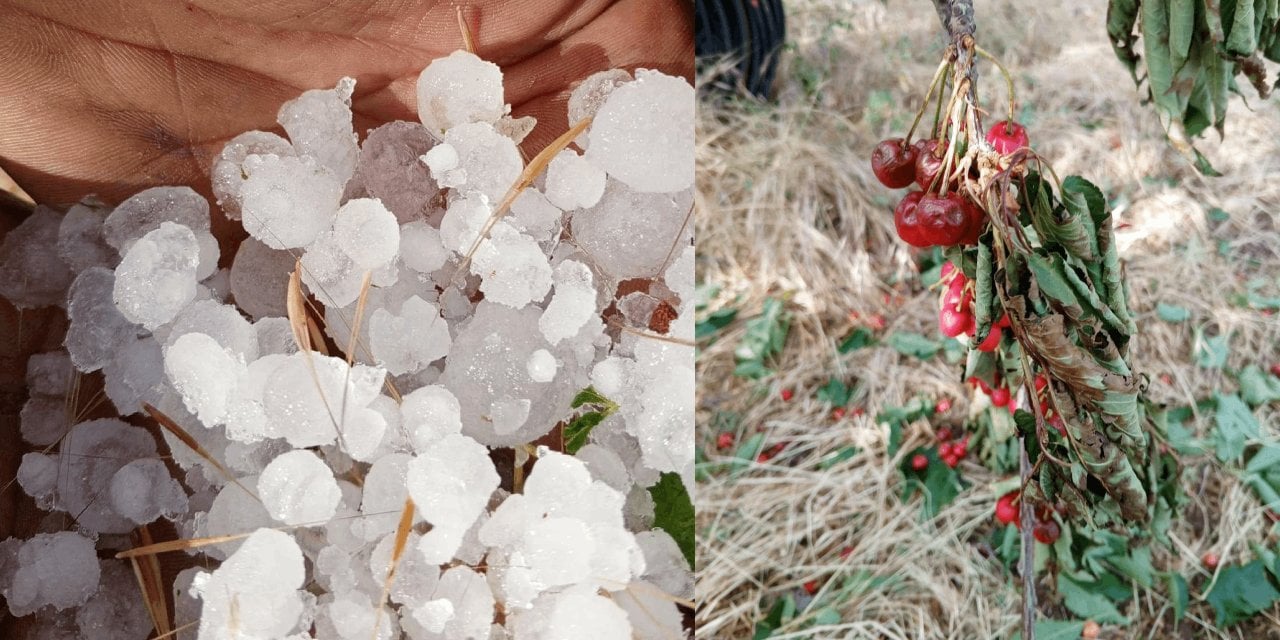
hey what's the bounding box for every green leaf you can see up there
[1195,332,1230,369]
[815,377,851,406]
[753,595,797,639]
[564,412,607,454]
[571,386,616,410]
[1167,572,1189,621]
[734,298,790,378]
[649,473,695,567]
[900,449,964,518]
[696,307,738,340]
[1156,302,1191,322]
[1207,207,1231,223]
[818,446,859,470]
[1106,0,1142,79]
[1225,0,1258,55]
[1026,252,1080,307]
[838,327,876,354]
[1239,365,1280,407]
[1011,620,1087,640]
[1213,393,1260,462]
[887,332,942,360]
[1205,560,1280,626]
[1057,573,1130,624]
[1193,147,1224,177]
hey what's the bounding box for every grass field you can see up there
[694,0,1280,638]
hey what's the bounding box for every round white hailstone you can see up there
[0,207,75,309]
[421,143,459,176]
[30,419,159,534]
[193,227,220,281]
[277,77,359,186]
[368,532,441,607]
[614,581,684,640]
[471,222,552,309]
[399,221,451,274]
[240,153,343,249]
[439,192,491,254]
[590,357,632,399]
[526,349,557,383]
[75,560,154,640]
[257,449,341,526]
[25,351,71,397]
[543,588,632,640]
[369,295,452,375]
[322,597,397,640]
[358,121,441,223]
[211,130,295,220]
[544,149,607,210]
[255,316,299,356]
[358,453,412,541]
[261,352,386,448]
[567,68,634,148]
[575,444,632,493]
[416,50,506,134]
[400,384,462,449]
[525,518,595,587]
[637,530,694,600]
[299,229,365,308]
[340,401,387,463]
[113,221,200,330]
[586,70,694,193]
[510,188,563,242]
[19,395,66,447]
[203,478,274,560]
[406,434,499,563]
[230,237,294,320]
[334,198,401,269]
[571,180,694,280]
[419,566,493,639]
[539,260,595,345]
[6,532,101,616]
[222,353,290,443]
[165,299,259,362]
[56,196,116,273]
[191,528,306,639]
[164,332,244,427]
[103,336,167,416]
[66,268,140,372]
[16,452,59,509]
[443,122,523,202]
[109,458,189,524]
[102,186,210,252]
[413,598,455,633]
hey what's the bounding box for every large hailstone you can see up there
[406,434,499,564]
[416,50,507,134]
[3,532,101,617]
[240,153,343,249]
[257,449,342,526]
[191,528,307,639]
[586,69,695,193]
[112,221,200,330]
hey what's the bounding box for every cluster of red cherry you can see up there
[994,490,1061,543]
[937,262,1007,352]
[870,121,1029,248]
[910,426,969,471]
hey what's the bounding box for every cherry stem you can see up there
[975,45,1016,125]
[906,59,952,145]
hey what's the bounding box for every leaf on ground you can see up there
[1212,393,1259,462]
[1238,365,1280,407]
[1195,331,1230,369]
[753,594,797,640]
[838,327,876,353]
[887,332,941,360]
[649,473,694,567]
[1011,620,1086,640]
[1167,572,1189,621]
[1205,560,1280,627]
[1155,302,1191,322]
[734,297,790,378]
[696,307,739,340]
[1057,573,1130,624]
[815,377,851,406]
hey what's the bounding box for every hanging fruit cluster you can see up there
[994,490,1063,543]
[1108,0,1280,174]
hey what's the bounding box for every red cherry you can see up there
[781,389,794,402]
[941,261,957,281]
[935,398,952,414]
[911,453,929,471]
[939,442,954,458]
[1270,364,1280,378]
[871,138,919,189]
[943,454,959,468]
[939,304,973,338]
[991,387,1011,407]
[975,327,1002,352]
[937,427,953,442]
[832,407,846,420]
[917,194,969,247]
[893,191,931,248]
[1202,552,1220,570]
[997,313,1011,328]
[1032,519,1061,544]
[803,580,820,595]
[954,438,968,457]
[914,139,947,190]
[716,432,734,449]
[986,120,1030,155]
[1050,413,1067,437]
[968,377,992,395]
[995,491,1020,525]
[957,197,986,245]
[1033,374,1048,394]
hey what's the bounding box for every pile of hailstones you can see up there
[0,49,694,640]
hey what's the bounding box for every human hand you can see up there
[0,0,692,209]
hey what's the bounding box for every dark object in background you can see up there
[695,0,787,100]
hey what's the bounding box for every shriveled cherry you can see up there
[911,453,929,471]
[1032,519,1060,544]
[893,191,930,248]
[871,138,919,189]
[914,139,946,190]
[917,193,970,247]
[986,120,1030,155]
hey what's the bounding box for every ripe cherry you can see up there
[781,389,794,402]
[975,327,1002,352]
[991,387,1011,407]
[935,398,952,414]
[968,377,992,395]
[957,197,986,245]
[953,438,967,458]
[911,453,929,471]
[939,441,954,458]
[1032,519,1061,544]
[831,407,846,420]
[893,191,930,248]
[1202,552,1220,570]
[914,139,946,190]
[939,304,973,338]
[995,491,1020,525]
[917,193,969,246]
[803,580,820,595]
[1271,363,1280,378]
[1082,620,1101,640]
[936,426,953,442]
[986,120,1030,155]
[716,432,734,449]
[871,138,919,189]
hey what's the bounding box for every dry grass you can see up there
[694,0,1280,638]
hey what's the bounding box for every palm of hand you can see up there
[0,0,692,208]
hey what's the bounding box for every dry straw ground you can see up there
[695,0,1280,638]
